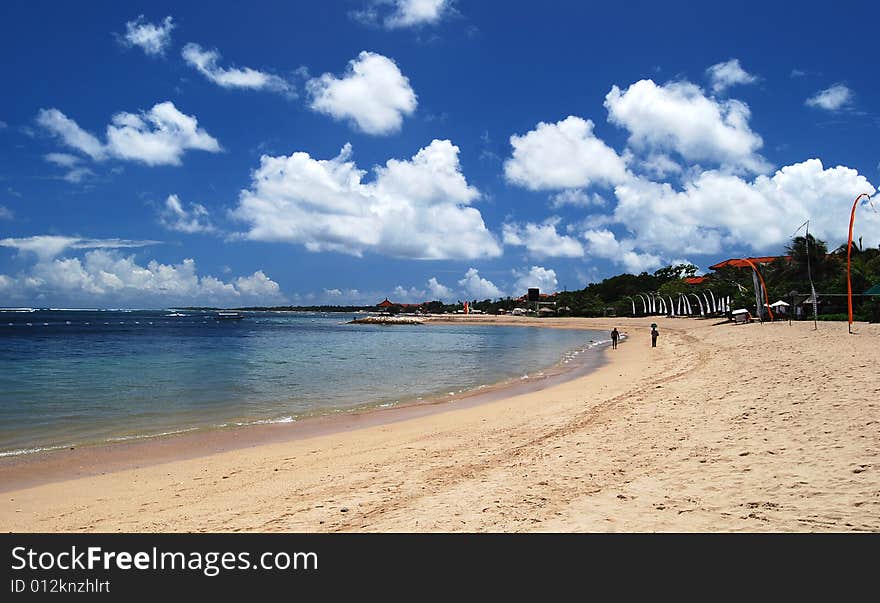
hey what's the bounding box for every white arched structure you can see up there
[689,293,705,316]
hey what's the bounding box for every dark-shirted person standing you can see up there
[610,327,619,350]
[651,325,659,347]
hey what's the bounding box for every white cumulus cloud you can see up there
[637,153,683,179]
[182,43,292,95]
[549,189,607,209]
[458,267,503,300]
[306,51,417,135]
[706,59,757,93]
[384,0,452,28]
[37,103,220,167]
[105,102,221,166]
[502,218,585,258]
[504,116,628,190]
[513,265,558,294]
[37,109,107,161]
[0,247,284,307]
[158,194,215,234]
[806,84,854,112]
[609,159,878,256]
[605,79,767,173]
[392,284,427,302]
[582,229,662,274]
[352,0,452,29]
[231,139,501,260]
[234,270,283,299]
[426,276,453,300]
[120,15,175,56]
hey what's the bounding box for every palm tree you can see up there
[786,234,828,281]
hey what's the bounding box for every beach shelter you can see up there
[766,299,789,320]
[731,308,750,324]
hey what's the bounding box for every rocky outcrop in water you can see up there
[348,316,424,325]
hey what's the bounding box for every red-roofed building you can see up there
[376,299,427,312]
[684,276,709,285]
[708,256,791,270]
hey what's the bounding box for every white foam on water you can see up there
[0,444,68,458]
[218,416,296,428]
[106,427,200,442]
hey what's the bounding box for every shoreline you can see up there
[0,316,612,492]
[2,316,877,532]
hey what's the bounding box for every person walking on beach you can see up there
[651,325,659,348]
[610,327,619,350]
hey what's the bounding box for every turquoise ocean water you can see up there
[0,310,608,457]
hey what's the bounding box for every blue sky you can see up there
[1,0,879,308]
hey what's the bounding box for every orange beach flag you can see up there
[847,193,871,333]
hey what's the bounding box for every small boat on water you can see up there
[215,311,245,321]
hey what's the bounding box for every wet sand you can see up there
[1,316,877,532]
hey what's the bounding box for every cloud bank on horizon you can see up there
[2,5,879,307]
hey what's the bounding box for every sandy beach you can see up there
[1,316,877,532]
